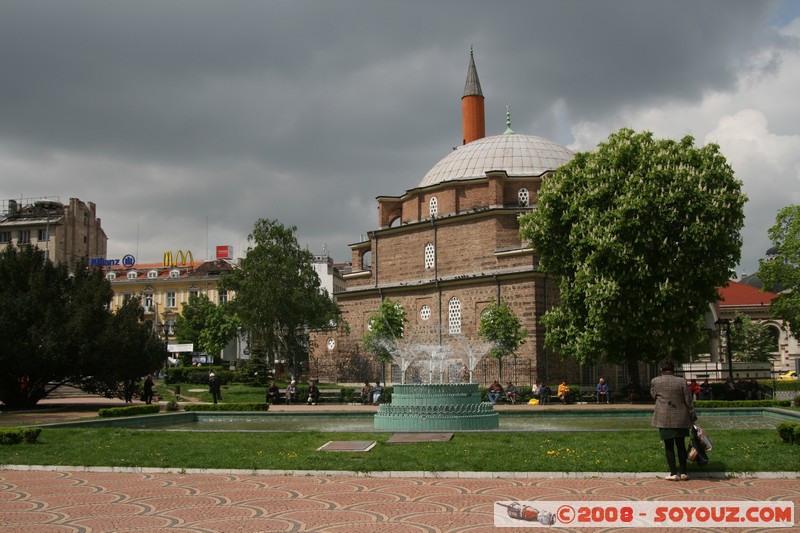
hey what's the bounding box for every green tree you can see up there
[519,128,746,383]
[174,293,217,349]
[0,246,165,407]
[220,219,340,376]
[174,294,239,363]
[478,301,527,378]
[758,205,800,338]
[77,296,167,397]
[730,313,778,363]
[362,298,407,382]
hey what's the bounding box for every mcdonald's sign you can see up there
[163,249,194,267]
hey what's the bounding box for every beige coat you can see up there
[650,373,694,429]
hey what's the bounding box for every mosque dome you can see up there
[419,133,574,188]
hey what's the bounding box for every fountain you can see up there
[373,333,499,431]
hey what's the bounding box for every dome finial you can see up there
[503,104,515,134]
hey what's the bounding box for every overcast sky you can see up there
[2,1,799,278]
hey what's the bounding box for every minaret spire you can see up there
[461,47,485,145]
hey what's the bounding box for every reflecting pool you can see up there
[44,408,800,433]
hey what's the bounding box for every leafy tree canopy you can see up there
[758,205,800,339]
[362,298,407,363]
[519,128,746,378]
[0,246,166,407]
[478,301,527,360]
[174,294,240,361]
[730,313,778,363]
[220,218,340,367]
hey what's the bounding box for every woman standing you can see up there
[650,360,695,481]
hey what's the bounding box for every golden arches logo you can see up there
[163,249,194,267]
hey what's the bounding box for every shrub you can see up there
[165,366,234,385]
[776,422,800,444]
[183,403,270,412]
[793,394,800,407]
[165,399,180,412]
[0,427,42,445]
[98,405,161,418]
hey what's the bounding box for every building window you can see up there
[448,297,461,334]
[219,290,229,304]
[18,230,30,244]
[169,269,180,279]
[127,270,138,280]
[429,197,438,217]
[144,293,154,310]
[327,338,336,351]
[122,293,133,304]
[166,292,176,308]
[147,270,158,279]
[105,272,116,281]
[518,188,529,207]
[424,242,435,269]
[189,289,199,300]
[420,305,431,321]
[0,231,11,243]
[38,229,50,241]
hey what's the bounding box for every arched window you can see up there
[429,197,438,218]
[147,270,158,279]
[106,272,116,281]
[767,325,781,352]
[424,242,435,269]
[448,297,461,334]
[518,188,529,207]
[127,270,138,280]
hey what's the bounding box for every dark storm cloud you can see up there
[0,0,795,271]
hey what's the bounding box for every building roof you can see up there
[418,133,574,188]
[718,280,777,307]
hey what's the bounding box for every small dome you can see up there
[419,133,574,188]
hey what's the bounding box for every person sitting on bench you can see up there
[286,380,298,403]
[360,381,373,404]
[597,378,610,404]
[266,381,281,404]
[307,380,320,405]
[558,380,571,404]
[505,381,517,404]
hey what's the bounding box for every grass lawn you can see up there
[1,428,797,474]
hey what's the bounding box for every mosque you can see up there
[311,51,594,387]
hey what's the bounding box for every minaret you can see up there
[461,47,485,145]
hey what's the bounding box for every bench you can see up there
[276,388,343,404]
[575,386,612,403]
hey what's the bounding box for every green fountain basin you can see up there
[374,383,499,431]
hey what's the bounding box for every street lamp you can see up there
[715,317,743,381]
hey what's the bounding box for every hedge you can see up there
[183,403,270,412]
[98,405,161,417]
[776,422,800,444]
[0,427,42,445]
[166,366,234,385]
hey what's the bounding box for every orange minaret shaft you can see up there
[461,48,485,145]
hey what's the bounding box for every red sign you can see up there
[216,245,233,259]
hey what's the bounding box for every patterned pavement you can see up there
[1,468,798,532]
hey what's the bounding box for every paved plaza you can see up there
[1,397,799,531]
